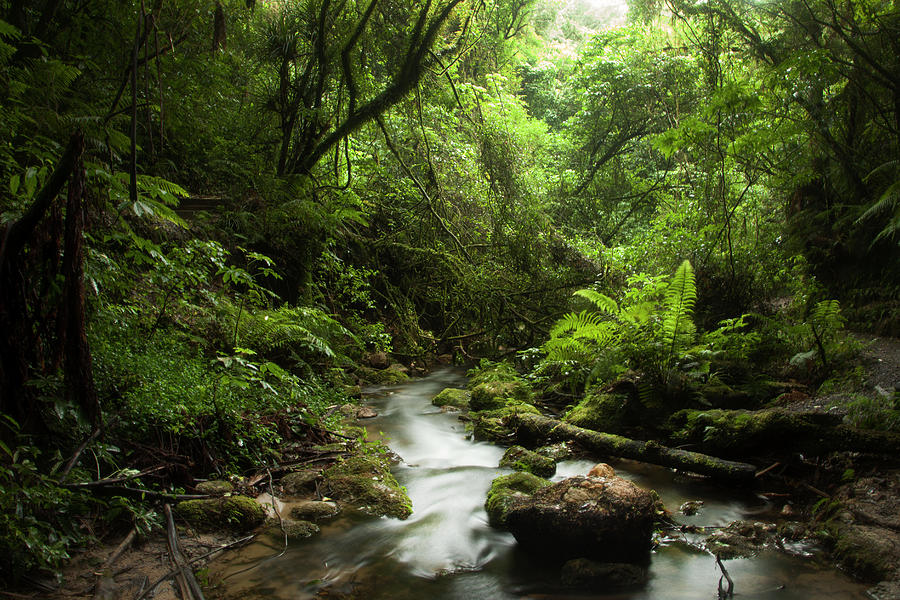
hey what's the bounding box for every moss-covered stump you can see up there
[500,445,556,478]
[432,388,470,410]
[668,408,900,458]
[287,500,340,521]
[322,455,412,519]
[564,392,629,434]
[195,479,233,496]
[485,472,551,528]
[175,496,265,532]
[281,469,320,495]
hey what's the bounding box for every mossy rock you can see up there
[698,382,752,409]
[470,380,532,411]
[175,496,265,532]
[195,480,233,496]
[280,519,320,539]
[287,500,340,521]
[500,445,556,478]
[432,388,470,409]
[485,472,551,528]
[358,364,410,385]
[564,392,629,434]
[467,361,521,388]
[323,455,412,519]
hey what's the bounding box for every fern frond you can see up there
[661,260,697,365]
[549,310,605,338]
[573,289,619,315]
[542,336,591,362]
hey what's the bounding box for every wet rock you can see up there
[505,475,656,562]
[431,388,470,409]
[363,351,391,370]
[175,496,265,532]
[587,463,616,478]
[281,469,320,495]
[280,519,320,539]
[704,521,777,559]
[287,500,340,521]
[679,500,703,516]
[195,479,233,496]
[323,455,412,519]
[500,445,556,478]
[561,558,646,588]
[867,581,900,600]
[485,472,551,528]
[356,406,378,419]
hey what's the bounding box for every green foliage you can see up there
[0,417,84,580]
[840,394,900,433]
[541,260,702,393]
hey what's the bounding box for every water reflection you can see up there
[212,369,868,599]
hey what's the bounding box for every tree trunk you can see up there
[508,413,758,484]
[61,152,100,427]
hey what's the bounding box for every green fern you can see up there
[233,306,353,363]
[661,259,697,367]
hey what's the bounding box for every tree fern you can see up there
[661,259,697,367]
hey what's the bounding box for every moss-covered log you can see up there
[668,408,900,458]
[509,413,757,484]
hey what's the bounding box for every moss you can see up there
[500,445,556,478]
[564,392,628,433]
[281,469,320,495]
[195,480,233,496]
[287,500,340,521]
[667,408,817,456]
[485,472,551,528]
[175,495,265,532]
[470,380,532,411]
[359,364,409,385]
[469,403,539,442]
[432,388,470,409]
[323,454,412,519]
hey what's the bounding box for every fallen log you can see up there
[508,413,758,484]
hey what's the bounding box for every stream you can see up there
[212,368,869,599]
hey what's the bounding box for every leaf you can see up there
[9,174,19,195]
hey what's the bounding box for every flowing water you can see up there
[213,369,868,599]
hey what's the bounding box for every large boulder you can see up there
[470,380,531,411]
[175,496,265,532]
[505,476,655,563]
[432,388,470,410]
[323,455,412,519]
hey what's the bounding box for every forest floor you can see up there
[24,335,900,600]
